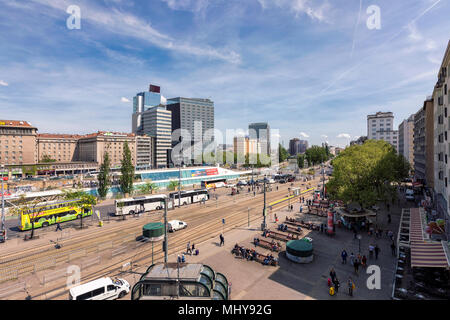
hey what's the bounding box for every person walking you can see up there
[186,241,192,255]
[219,234,225,246]
[387,214,392,224]
[192,243,195,253]
[349,252,355,266]
[348,277,354,297]
[391,242,396,256]
[341,249,348,264]
[300,205,303,213]
[329,268,337,283]
[274,213,278,223]
[333,278,340,293]
[375,244,380,260]
[369,244,374,259]
[354,258,360,275]
[55,222,62,232]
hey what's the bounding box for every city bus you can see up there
[18,199,93,231]
[115,194,172,216]
[169,189,210,206]
[201,179,227,189]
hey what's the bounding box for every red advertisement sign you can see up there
[327,211,334,234]
[205,168,218,176]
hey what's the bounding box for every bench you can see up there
[277,224,303,236]
[263,230,300,242]
[285,218,321,231]
[231,245,278,266]
[253,238,281,252]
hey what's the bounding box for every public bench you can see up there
[231,244,278,266]
[253,237,281,252]
[285,217,321,231]
[277,223,303,236]
[262,229,300,242]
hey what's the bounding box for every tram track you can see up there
[31,187,312,300]
[0,183,311,271]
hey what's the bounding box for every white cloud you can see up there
[321,134,328,139]
[121,97,130,103]
[0,80,8,86]
[162,0,210,12]
[258,0,332,23]
[337,133,351,139]
[299,132,310,138]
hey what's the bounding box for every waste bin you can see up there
[99,220,103,227]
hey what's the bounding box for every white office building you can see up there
[367,111,398,150]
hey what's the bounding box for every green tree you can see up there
[62,189,96,229]
[167,180,180,191]
[326,140,410,208]
[40,154,56,163]
[120,141,135,196]
[297,154,306,169]
[138,182,158,194]
[278,144,289,163]
[97,152,111,199]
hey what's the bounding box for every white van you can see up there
[168,220,187,232]
[69,277,130,300]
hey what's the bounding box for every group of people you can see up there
[186,241,199,256]
[341,250,368,275]
[329,268,355,297]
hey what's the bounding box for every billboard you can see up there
[149,84,160,93]
[191,168,218,177]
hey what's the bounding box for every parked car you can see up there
[69,277,130,300]
[168,220,187,232]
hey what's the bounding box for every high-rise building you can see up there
[166,97,214,165]
[132,85,172,168]
[248,122,271,155]
[398,114,415,165]
[367,112,398,150]
[0,120,37,165]
[432,41,450,227]
[414,98,434,187]
[289,138,307,155]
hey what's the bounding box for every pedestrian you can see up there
[361,255,367,267]
[348,277,354,297]
[300,205,303,213]
[349,252,355,266]
[354,258,360,275]
[329,268,337,283]
[341,249,348,264]
[219,234,225,246]
[55,222,62,232]
[391,242,396,256]
[192,243,195,253]
[274,213,278,223]
[388,230,394,242]
[387,214,392,224]
[333,278,340,293]
[375,245,380,260]
[186,242,192,255]
[369,244,374,259]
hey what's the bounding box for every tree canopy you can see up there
[326,140,410,208]
[97,151,111,199]
[120,141,135,195]
[278,144,289,163]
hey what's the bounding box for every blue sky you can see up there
[0,0,449,148]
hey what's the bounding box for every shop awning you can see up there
[410,241,450,269]
[409,208,426,242]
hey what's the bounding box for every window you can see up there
[107,285,116,292]
[92,287,105,296]
[144,284,161,296]
[77,292,92,300]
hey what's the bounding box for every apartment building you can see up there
[37,134,81,163]
[413,98,434,188]
[0,120,37,165]
[398,114,415,166]
[367,112,398,150]
[433,41,450,224]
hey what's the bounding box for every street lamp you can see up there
[261,178,267,231]
[1,164,6,242]
[357,234,362,253]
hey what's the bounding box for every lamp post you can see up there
[163,198,168,265]
[357,234,362,254]
[261,178,267,231]
[1,165,6,242]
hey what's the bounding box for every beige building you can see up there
[77,132,138,168]
[414,98,434,188]
[398,114,415,166]
[37,134,81,163]
[0,120,37,165]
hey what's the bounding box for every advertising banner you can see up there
[327,211,334,234]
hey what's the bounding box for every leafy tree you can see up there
[62,189,96,229]
[326,140,410,208]
[40,154,56,163]
[167,180,180,191]
[297,154,306,169]
[120,141,135,196]
[98,151,111,199]
[278,144,289,163]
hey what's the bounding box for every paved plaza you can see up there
[135,196,412,300]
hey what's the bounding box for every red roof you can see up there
[0,120,35,128]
